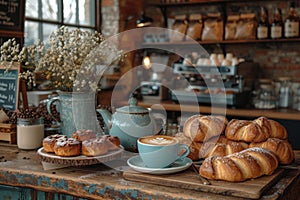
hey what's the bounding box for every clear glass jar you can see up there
[278,77,292,108]
[253,84,278,109]
[17,118,44,150]
[293,84,300,111]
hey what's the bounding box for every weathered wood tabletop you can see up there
[0,144,299,200]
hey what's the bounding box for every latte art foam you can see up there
[140,136,177,145]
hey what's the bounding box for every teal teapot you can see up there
[96,98,165,152]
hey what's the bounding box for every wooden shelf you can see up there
[135,100,300,121]
[142,38,300,48]
[149,0,284,7]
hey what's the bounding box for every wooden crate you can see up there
[0,123,16,144]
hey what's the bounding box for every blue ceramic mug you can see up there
[137,135,190,168]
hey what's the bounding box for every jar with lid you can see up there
[253,78,272,97]
[17,117,44,150]
[253,84,278,109]
[292,83,300,111]
[255,78,272,90]
[278,77,292,108]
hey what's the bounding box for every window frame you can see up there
[25,0,102,42]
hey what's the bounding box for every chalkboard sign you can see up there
[0,62,20,110]
[0,0,25,31]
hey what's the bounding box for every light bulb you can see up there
[143,56,151,69]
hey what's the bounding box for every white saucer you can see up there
[127,155,192,175]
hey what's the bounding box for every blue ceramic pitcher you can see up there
[47,92,100,137]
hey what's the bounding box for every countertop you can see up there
[0,144,299,200]
[135,100,300,121]
[133,100,300,150]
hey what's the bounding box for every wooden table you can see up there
[0,144,299,200]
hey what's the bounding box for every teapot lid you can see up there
[116,97,149,114]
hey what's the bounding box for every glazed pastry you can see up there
[81,137,108,156]
[188,142,203,161]
[43,134,68,153]
[53,138,81,157]
[199,147,279,182]
[225,119,270,143]
[250,138,294,164]
[195,136,248,160]
[183,115,228,142]
[201,137,249,159]
[71,129,97,141]
[254,117,288,140]
[175,133,248,161]
[104,135,121,150]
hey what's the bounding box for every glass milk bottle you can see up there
[17,118,44,150]
[278,77,292,108]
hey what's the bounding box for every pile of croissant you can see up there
[176,115,295,182]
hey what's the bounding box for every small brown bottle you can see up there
[271,8,283,39]
[257,7,269,39]
[284,2,299,38]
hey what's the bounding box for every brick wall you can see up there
[101,0,143,36]
[101,0,120,37]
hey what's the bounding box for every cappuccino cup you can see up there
[137,135,190,168]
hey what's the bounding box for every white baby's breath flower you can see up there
[1,26,124,92]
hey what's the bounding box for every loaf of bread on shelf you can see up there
[199,147,279,182]
[225,119,270,143]
[183,115,228,142]
[249,138,294,165]
[254,117,288,140]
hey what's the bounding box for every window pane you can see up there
[81,28,95,33]
[43,23,59,42]
[24,21,39,45]
[79,0,95,26]
[64,0,76,24]
[42,0,59,21]
[26,0,38,18]
[24,0,96,45]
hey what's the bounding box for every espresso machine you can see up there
[171,61,258,107]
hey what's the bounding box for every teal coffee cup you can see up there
[137,135,190,168]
